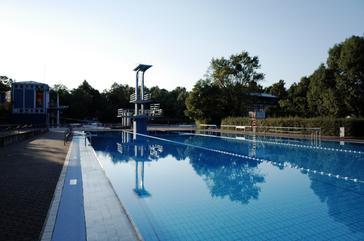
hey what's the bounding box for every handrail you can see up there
[64,128,73,145]
[256,126,321,131]
[117,108,163,117]
[199,124,217,129]
[221,124,320,131]
[129,93,151,101]
[220,125,236,128]
[144,93,151,100]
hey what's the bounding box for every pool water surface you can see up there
[91,132,364,240]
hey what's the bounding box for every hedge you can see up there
[221,117,364,137]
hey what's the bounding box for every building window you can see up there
[36,90,44,108]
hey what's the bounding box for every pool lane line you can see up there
[186,133,364,184]
[129,131,364,185]
[188,132,364,155]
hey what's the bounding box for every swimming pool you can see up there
[91,132,364,240]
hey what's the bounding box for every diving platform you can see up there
[117,64,162,139]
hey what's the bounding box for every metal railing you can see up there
[117,108,163,117]
[0,124,47,137]
[214,124,321,143]
[199,124,217,129]
[144,93,151,101]
[129,93,151,102]
[64,127,73,145]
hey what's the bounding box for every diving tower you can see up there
[117,64,163,139]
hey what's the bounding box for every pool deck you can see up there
[0,129,69,241]
[80,135,141,241]
[41,132,141,241]
[0,128,141,241]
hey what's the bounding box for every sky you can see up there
[0,0,363,91]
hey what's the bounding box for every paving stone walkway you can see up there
[80,135,141,241]
[0,130,69,241]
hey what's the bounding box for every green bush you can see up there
[221,117,364,137]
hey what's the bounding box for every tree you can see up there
[102,83,133,122]
[0,76,13,120]
[209,51,264,88]
[51,84,69,95]
[149,86,190,123]
[279,77,311,117]
[185,79,224,123]
[186,51,265,123]
[327,35,364,116]
[265,80,288,116]
[265,80,287,99]
[50,84,71,106]
[49,80,191,123]
[307,65,339,117]
[169,87,189,121]
[0,76,13,92]
[67,80,104,120]
[267,35,364,118]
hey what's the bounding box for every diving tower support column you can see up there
[133,70,139,139]
[141,71,145,113]
[132,64,152,139]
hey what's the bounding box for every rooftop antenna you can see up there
[43,64,46,83]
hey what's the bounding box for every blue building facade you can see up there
[11,81,50,126]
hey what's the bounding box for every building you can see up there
[11,81,50,126]
[248,92,278,119]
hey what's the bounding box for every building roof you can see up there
[249,92,278,99]
[13,81,49,86]
[12,81,49,89]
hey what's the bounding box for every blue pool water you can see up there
[91,132,364,240]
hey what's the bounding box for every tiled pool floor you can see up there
[92,132,364,241]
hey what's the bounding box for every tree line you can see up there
[50,81,189,123]
[265,35,364,118]
[186,35,364,123]
[1,35,363,124]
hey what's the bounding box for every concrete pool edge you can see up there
[87,138,145,241]
[81,136,142,241]
[40,134,142,241]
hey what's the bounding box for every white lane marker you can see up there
[127,131,364,184]
[193,133,364,155]
[69,179,77,185]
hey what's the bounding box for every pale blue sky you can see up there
[1,0,363,91]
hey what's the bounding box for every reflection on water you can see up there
[183,133,364,236]
[92,132,364,239]
[104,132,265,204]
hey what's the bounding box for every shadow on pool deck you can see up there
[0,130,69,241]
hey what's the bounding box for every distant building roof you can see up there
[13,81,49,86]
[249,92,278,99]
